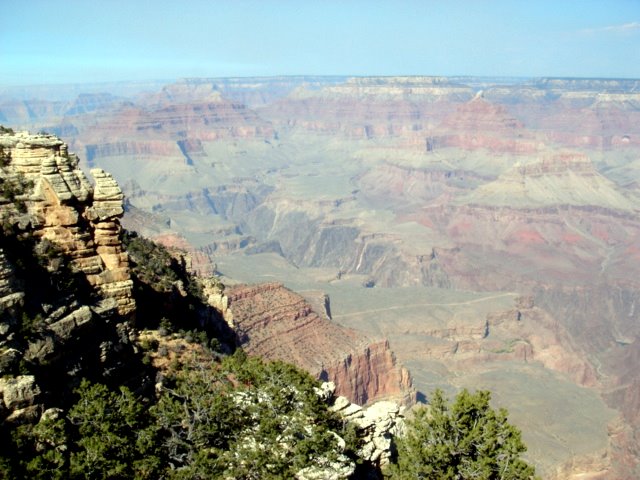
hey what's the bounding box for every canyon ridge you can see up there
[2,75,640,478]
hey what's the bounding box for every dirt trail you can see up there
[333,292,517,319]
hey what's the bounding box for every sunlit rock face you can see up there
[0,129,142,426]
[216,282,414,406]
[0,130,134,316]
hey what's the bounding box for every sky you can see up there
[2,0,640,85]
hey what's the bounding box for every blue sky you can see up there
[2,0,639,85]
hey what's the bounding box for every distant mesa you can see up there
[433,95,539,154]
[460,152,638,210]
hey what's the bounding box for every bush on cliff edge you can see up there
[389,388,538,480]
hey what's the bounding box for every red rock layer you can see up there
[433,96,539,154]
[76,92,274,163]
[224,282,413,405]
[322,340,414,405]
[421,203,640,291]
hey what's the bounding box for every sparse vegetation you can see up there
[122,230,207,324]
[122,230,180,291]
[0,172,33,212]
[0,146,10,166]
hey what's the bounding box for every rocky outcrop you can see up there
[85,168,135,314]
[214,282,414,405]
[322,340,414,406]
[0,375,41,424]
[0,129,140,425]
[325,381,405,467]
[0,130,134,316]
[0,375,40,414]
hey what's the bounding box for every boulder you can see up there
[0,375,41,410]
[327,389,405,467]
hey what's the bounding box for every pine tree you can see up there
[391,389,538,480]
[68,380,160,479]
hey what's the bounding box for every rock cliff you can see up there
[0,130,134,316]
[0,129,138,424]
[207,281,414,405]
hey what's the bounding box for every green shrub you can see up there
[390,389,538,480]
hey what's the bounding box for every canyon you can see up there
[0,129,412,419]
[2,75,640,478]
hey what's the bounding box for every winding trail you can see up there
[332,292,518,319]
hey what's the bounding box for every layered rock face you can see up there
[262,76,472,142]
[407,295,597,388]
[460,153,636,210]
[75,80,275,167]
[0,129,144,426]
[210,282,413,405]
[0,130,134,316]
[432,94,540,154]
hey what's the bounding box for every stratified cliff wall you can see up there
[207,281,414,405]
[0,129,138,424]
[0,130,134,316]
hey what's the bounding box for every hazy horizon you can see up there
[2,0,640,86]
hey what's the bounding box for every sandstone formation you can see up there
[0,129,140,425]
[209,281,413,405]
[0,130,134,316]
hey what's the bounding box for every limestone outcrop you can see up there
[0,130,134,316]
[0,375,41,425]
[324,381,405,467]
[0,129,138,424]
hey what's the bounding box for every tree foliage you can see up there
[390,389,537,480]
[153,350,354,479]
[11,414,67,480]
[4,351,355,479]
[67,380,160,479]
[4,381,159,480]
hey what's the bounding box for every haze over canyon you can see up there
[2,74,640,478]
